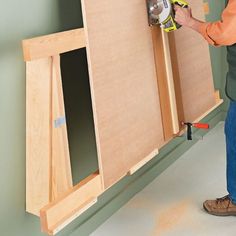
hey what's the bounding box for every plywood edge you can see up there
[40,171,102,235]
[81,0,106,190]
[128,149,159,175]
[22,28,86,61]
[193,91,223,124]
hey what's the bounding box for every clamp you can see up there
[182,122,210,140]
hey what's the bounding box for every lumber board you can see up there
[151,27,174,141]
[51,55,73,200]
[40,172,102,235]
[82,0,164,189]
[26,58,52,215]
[170,0,216,123]
[168,32,185,131]
[161,30,179,134]
[22,29,85,61]
[128,149,159,175]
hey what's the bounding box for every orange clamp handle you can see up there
[192,123,209,129]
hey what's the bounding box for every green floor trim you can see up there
[66,109,224,236]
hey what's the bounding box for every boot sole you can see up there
[203,205,236,216]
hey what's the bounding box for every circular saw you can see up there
[147,0,189,32]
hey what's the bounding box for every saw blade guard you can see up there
[147,0,172,25]
[157,0,172,24]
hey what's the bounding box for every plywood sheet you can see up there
[82,0,164,189]
[170,0,216,123]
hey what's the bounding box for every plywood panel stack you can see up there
[23,30,103,235]
[22,0,223,234]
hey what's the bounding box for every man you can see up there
[175,0,236,216]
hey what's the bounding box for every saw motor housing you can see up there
[147,0,189,32]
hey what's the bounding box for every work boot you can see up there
[203,195,236,216]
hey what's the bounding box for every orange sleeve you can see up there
[198,0,236,46]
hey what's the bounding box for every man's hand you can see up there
[174,5,204,33]
[174,5,193,27]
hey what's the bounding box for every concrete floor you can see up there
[91,122,236,236]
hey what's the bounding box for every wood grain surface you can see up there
[82,0,164,189]
[22,29,85,61]
[151,27,174,141]
[26,58,52,215]
[26,56,73,215]
[170,0,216,123]
[51,55,73,200]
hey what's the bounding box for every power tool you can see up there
[147,0,189,32]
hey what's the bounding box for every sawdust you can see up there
[127,197,156,210]
[151,199,192,236]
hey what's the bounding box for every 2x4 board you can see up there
[81,0,165,189]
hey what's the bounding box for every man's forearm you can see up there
[174,5,206,33]
[187,17,205,33]
[175,3,236,46]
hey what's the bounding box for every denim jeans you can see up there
[225,101,236,203]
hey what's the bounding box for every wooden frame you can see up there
[23,29,103,235]
[23,29,85,61]
[23,2,223,232]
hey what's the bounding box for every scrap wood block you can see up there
[128,149,159,175]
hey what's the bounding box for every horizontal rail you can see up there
[22,28,86,61]
[40,171,102,235]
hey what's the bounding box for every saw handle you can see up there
[175,3,188,8]
[173,0,189,29]
[173,0,189,8]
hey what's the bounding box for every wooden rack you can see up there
[22,1,222,234]
[22,26,222,235]
[23,28,103,235]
